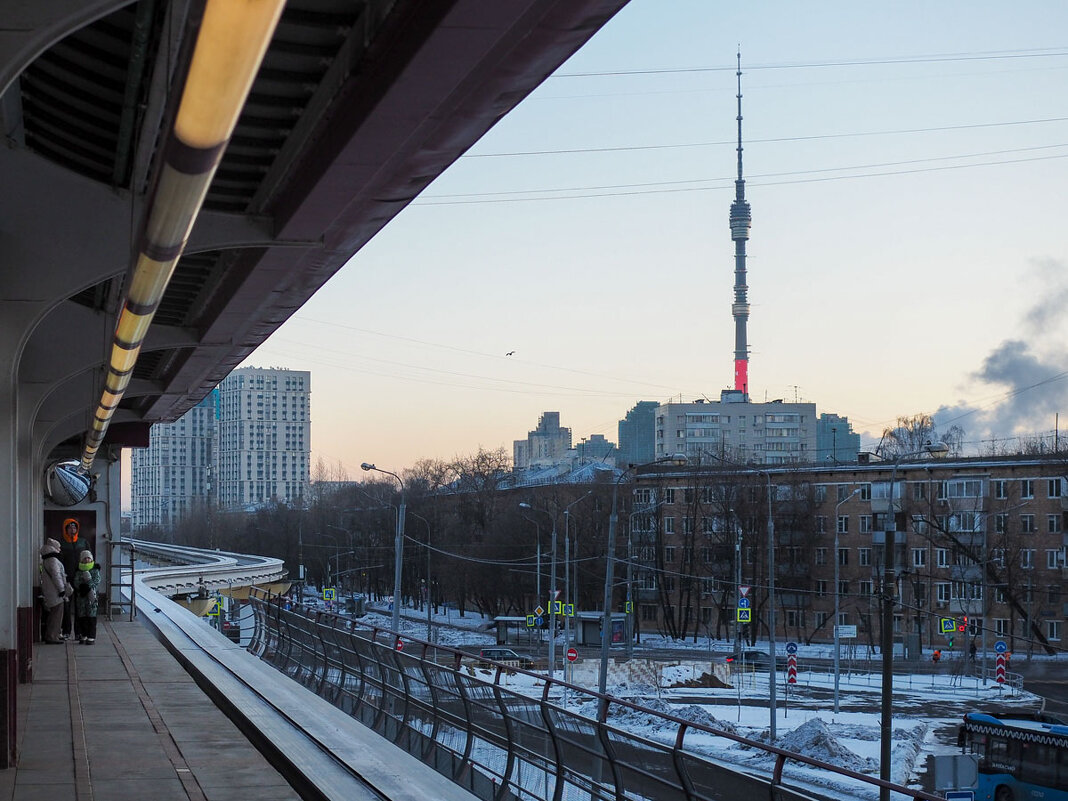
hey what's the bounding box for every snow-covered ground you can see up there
[304,596,1045,799]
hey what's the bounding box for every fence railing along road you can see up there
[248,591,942,801]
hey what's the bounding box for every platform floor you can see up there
[1,618,301,801]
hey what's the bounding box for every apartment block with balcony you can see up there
[654,392,816,466]
[629,455,1068,655]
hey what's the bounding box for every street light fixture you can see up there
[361,462,406,641]
[878,441,949,801]
[834,486,862,716]
[519,503,558,680]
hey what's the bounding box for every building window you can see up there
[936,549,949,568]
[1049,478,1063,498]
[1047,549,1064,569]
[1021,514,1036,533]
[664,546,676,562]
[837,547,849,566]
[815,611,828,628]
[936,583,951,603]
[816,580,827,597]
[837,484,850,502]
[859,547,872,567]
[994,618,1009,637]
[912,549,926,568]
[786,609,804,628]
[995,514,1007,534]
[815,548,827,566]
[837,580,849,596]
[859,579,873,596]
[1021,479,1034,499]
[1049,514,1062,534]
[1048,620,1062,642]
[859,515,872,534]
[859,484,872,501]
[837,515,849,534]
[913,482,927,500]
[993,480,1007,499]
[664,517,675,534]
[1020,549,1035,569]
[816,516,827,534]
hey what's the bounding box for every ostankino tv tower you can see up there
[729,52,752,399]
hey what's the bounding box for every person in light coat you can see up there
[40,538,70,643]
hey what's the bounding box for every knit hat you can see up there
[40,538,61,556]
[79,549,94,563]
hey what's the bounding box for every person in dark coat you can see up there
[59,518,82,638]
[39,538,69,643]
[71,549,101,644]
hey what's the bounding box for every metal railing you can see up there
[249,591,943,801]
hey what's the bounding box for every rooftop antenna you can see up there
[729,49,752,400]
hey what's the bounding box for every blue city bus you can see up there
[958,711,1068,800]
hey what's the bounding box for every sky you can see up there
[239,1,1068,478]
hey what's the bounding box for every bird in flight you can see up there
[506,351,515,356]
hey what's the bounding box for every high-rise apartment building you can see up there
[618,401,657,468]
[131,367,310,527]
[655,391,816,465]
[216,367,310,509]
[816,413,861,464]
[513,412,572,469]
[131,391,217,527]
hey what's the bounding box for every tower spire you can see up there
[729,50,752,398]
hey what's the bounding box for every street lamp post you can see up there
[834,487,862,716]
[408,511,433,643]
[878,442,949,801]
[361,462,406,641]
[563,492,592,662]
[762,471,777,742]
[520,503,558,681]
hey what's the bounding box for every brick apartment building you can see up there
[627,454,1068,656]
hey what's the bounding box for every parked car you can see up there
[476,648,535,670]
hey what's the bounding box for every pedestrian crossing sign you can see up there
[737,608,751,623]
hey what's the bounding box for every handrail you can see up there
[249,590,944,801]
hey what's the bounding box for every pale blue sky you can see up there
[242,1,1068,476]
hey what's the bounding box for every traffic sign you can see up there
[565,603,575,617]
[526,614,536,627]
[737,597,751,609]
[787,654,797,684]
[995,640,1007,654]
[323,588,336,601]
[625,600,632,614]
[739,585,751,597]
[534,605,544,617]
[736,608,751,623]
[566,647,578,663]
[207,600,221,617]
[552,600,563,615]
[834,624,858,639]
[940,617,956,634]
[395,638,403,651]
[786,641,798,655]
[535,616,544,627]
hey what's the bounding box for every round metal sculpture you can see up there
[44,459,91,506]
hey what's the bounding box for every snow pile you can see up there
[598,696,739,737]
[752,718,876,774]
